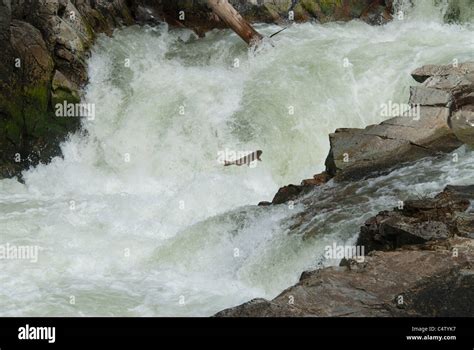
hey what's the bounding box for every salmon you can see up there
[224,150,262,167]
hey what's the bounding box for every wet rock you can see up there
[325,106,462,180]
[300,171,331,186]
[215,237,474,317]
[51,69,81,106]
[360,0,393,25]
[0,0,135,178]
[270,172,331,205]
[411,62,474,83]
[398,268,474,317]
[272,184,304,205]
[450,108,474,146]
[409,86,452,107]
[357,185,472,253]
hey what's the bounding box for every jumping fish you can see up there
[224,150,262,167]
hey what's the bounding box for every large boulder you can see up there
[325,107,462,180]
[357,185,473,253]
[410,62,474,83]
[450,108,474,146]
[412,62,474,146]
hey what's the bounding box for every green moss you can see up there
[318,0,343,16]
[300,0,321,17]
[51,88,81,108]
[24,85,49,112]
[292,4,311,21]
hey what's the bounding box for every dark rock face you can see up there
[0,0,135,178]
[271,172,330,204]
[216,185,474,317]
[324,62,474,181]
[357,185,473,253]
[397,267,474,317]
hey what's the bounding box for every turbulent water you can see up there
[0,1,473,316]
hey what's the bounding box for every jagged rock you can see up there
[0,0,135,178]
[0,0,10,35]
[411,62,474,83]
[51,69,81,106]
[215,237,474,317]
[357,185,472,253]
[272,184,304,205]
[450,108,474,146]
[270,172,331,205]
[325,106,462,180]
[409,86,452,107]
[300,171,331,186]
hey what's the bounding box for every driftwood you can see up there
[207,0,263,45]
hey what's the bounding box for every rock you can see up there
[51,69,81,106]
[454,213,474,238]
[271,184,304,205]
[0,19,79,178]
[450,108,474,146]
[258,201,272,206]
[0,0,10,35]
[411,62,474,83]
[270,172,331,205]
[325,106,462,180]
[0,0,137,178]
[360,0,393,25]
[442,184,474,196]
[300,171,331,186]
[409,86,452,107]
[356,185,472,253]
[444,0,474,23]
[215,237,474,317]
[412,66,474,145]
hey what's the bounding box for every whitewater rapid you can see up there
[0,1,473,316]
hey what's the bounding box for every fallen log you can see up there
[207,0,263,45]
